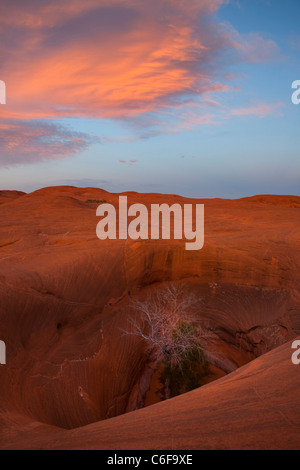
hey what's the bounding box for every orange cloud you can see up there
[1,0,277,122]
[0,0,281,165]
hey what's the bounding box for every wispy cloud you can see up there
[229,102,285,118]
[1,1,230,120]
[119,159,138,165]
[0,0,282,165]
[0,119,100,166]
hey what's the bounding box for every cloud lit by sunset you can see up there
[2,0,269,120]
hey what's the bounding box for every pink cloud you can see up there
[0,119,99,166]
[240,34,280,63]
[0,0,283,165]
[0,0,278,122]
[230,102,285,119]
[226,29,280,63]
[119,159,138,165]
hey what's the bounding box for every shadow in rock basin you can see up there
[0,187,299,449]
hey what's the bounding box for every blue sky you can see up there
[0,0,299,198]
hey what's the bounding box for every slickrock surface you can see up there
[0,187,299,449]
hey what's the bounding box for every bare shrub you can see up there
[123,284,209,398]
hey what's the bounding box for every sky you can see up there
[0,0,299,198]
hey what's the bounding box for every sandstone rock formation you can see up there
[2,338,299,450]
[0,187,299,449]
